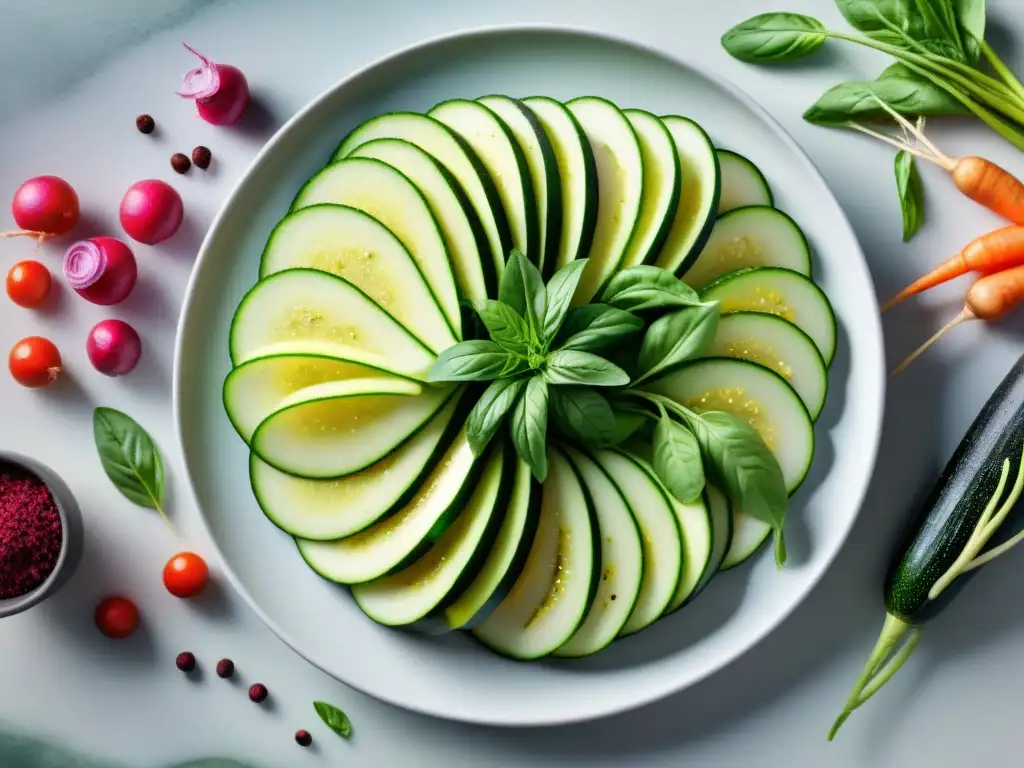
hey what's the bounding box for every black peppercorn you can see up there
[175,651,196,672]
[216,658,234,679]
[170,153,191,174]
[191,145,212,170]
[295,730,312,747]
[136,114,155,134]
[249,682,268,703]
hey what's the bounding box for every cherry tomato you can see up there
[6,260,52,308]
[9,336,61,388]
[163,551,209,598]
[95,595,140,639]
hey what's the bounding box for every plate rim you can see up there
[172,22,886,726]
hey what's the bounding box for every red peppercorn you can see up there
[295,730,312,747]
[170,153,191,174]
[191,146,212,170]
[176,652,196,672]
[216,658,234,678]
[248,683,268,703]
[136,114,155,134]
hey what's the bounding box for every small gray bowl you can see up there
[0,451,83,618]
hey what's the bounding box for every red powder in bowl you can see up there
[0,462,62,599]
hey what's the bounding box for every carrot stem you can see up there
[892,308,975,376]
[845,122,947,169]
[981,42,1024,108]
[869,97,955,168]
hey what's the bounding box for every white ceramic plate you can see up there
[174,25,885,726]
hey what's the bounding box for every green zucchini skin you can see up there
[885,354,1024,622]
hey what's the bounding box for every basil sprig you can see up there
[93,407,169,525]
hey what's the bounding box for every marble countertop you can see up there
[2,0,1024,765]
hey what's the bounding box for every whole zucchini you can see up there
[830,353,1024,740]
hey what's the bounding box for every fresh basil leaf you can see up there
[954,0,984,61]
[720,12,828,63]
[549,387,617,446]
[554,304,644,352]
[609,408,647,446]
[93,407,167,520]
[313,700,352,739]
[470,299,532,355]
[542,259,588,342]
[634,303,720,384]
[427,340,510,382]
[467,378,527,456]
[684,409,788,567]
[599,265,701,313]
[895,148,925,241]
[511,376,549,481]
[653,414,705,503]
[544,350,631,387]
[499,249,546,339]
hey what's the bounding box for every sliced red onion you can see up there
[63,239,106,290]
[177,43,221,100]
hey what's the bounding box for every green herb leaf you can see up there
[836,0,968,59]
[895,148,925,241]
[554,304,644,352]
[653,414,705,503]
[720,12,828,63]
[467,378,527,456]
[470,299,532,356]
[609,408,648,445]
[313,701,352,739]
[599,265,701,313]
[544,350,631,387]
[499,249,546,339]
[427,340,511,382]
[511,376,549,481]
[93,407,167,523]
[542,259,589,342]
[634,303,720,384]
[549,387,618,446]
[954,0,985,61]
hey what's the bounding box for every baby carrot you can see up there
[883,225,1024,311]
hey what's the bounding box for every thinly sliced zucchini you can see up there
[706,311,828,420]
[258,204,455,353]
[721,506,771,570]
[683,205,811,291]
[430,99,537,263]
[297,416,483,583]
[351,439,509,627]
[621,109,680,268]
[473,448,599,659]
[478,95,562,278]
[554,446,643,657]
[251,378,452,480]
[521,96,598,271]
[701,485,734,584]
[565,96,644,303]
[701,267,837,366]
[228,269,435,377]
[589,448,681,637]
[250,391,464,540]
[291,159,461,341]
[645,357,815,494]
[441,456,542,631]
[332,112,511,275]
[348,138,492,300]
[654,116,720,275]
[717,149,773,214]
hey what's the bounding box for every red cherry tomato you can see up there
[9,336,61,387]
[6,260,52,308]
[163,551,209,598]
[95,595,140,639]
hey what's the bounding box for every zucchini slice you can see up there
[683,205,811,291]
[228,269,435,377]
[251,378,452,480]
[249,391,464,540]
[654,115,720,275]
[430,99,538,263]
[621,109,681,268]
[701,267,837,367]
[473,448,599,659]
[701,485,734,585]
[717,149,773,214]
[645,357,815,494]
[590,448,681,637]
[554,446,643,658]
[478,95,562,278]
[565,96,644,303]
[721,505,772,570]
[348,138,492,300]
[706,311,828,420]
[258,204,455,353]
[296,416,483,583]
[664,488,714,612]
[521,96,598,272]
[332,112,511,276]
[291,158,461,341]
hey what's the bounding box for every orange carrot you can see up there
[883,225,1024,311]
[893,265,1024,374]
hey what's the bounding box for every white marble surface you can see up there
[1,0,1024,765]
